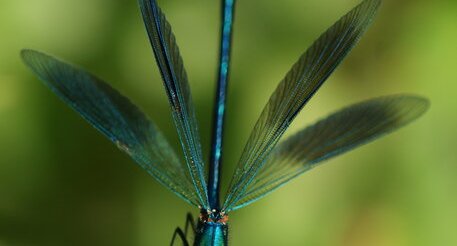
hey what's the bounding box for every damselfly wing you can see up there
[22,0,428,245]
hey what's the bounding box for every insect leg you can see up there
[184,212,196,236]
[170,227,189,246]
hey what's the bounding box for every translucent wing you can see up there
[21,49,201,207]
[223,0,381,211]
[228,95,429,210]
[139,0,208,207]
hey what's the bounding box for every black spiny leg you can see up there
[170,227,189,246]
[170,213,196,246]
[184,213,196,237]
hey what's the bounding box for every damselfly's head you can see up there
[199,207,229,225]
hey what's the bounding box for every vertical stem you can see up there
[208,0,235,210]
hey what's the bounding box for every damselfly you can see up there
[22,0,429,245]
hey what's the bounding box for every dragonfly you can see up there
[21,0,429,245]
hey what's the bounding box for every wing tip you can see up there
[20,48,37,63]
[361,0,382,11]
[20,49,51,68]
[370,94,430,126]
[405,94,431,119]
[357,0,382,24]
[393,93,430,113]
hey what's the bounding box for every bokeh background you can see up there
[1,0,456,245]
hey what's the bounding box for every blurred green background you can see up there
[1,0,456,245]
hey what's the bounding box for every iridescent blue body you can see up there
[194,223,228,246]
[22,0,429,245]
[194,212,229,246]
[208,0,235,211]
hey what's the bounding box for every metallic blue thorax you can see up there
[193,211,229,246]
[194,222,228,246]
